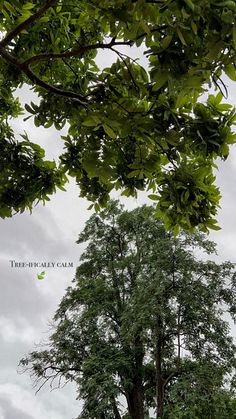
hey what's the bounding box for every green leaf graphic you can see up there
[37,271,46,280]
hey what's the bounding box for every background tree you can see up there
[1,0,236,230]
[21,202,236,418]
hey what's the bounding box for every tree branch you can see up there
[163,369,181,389]
[0,35,132,103]
[0,44,88,104]
[0,0,58,48]
[21,63,88,104]
[177,304,181,366]
[0,0,87,102]
[111,47,139,91]
[21,39,132,67]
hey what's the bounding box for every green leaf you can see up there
[103,124,116,139]
[23,2,35,10]
[184,0,195,10]
[233,27,236,49]
[82,116,100,127]
[207,41,224,60]
[140,66,148,82]
[57,185,67,191]
[37,271,46,280]
[4,1,17,15]
[175,93,188,109]
[2,8,10,21]
[44,120,53,128]
[152,72,168,90]
[25,103,36,114]
[87,203,94,210]
[148,194,159,201]
[140,21,150,35]
[94,203,100,212]
[161,34,173,49]
[224,64,236,81]
[121,188,132,197]
[215,92,223,105]
[127,170,141,178]
[191,21,197,35]
[176,28,187,46]
[208,223,221,231]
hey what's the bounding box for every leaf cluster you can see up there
[0,122,67,217]
[1,0,236,229]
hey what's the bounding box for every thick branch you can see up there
[22,39,132,67]
[0,35,132,103]
[0,0,86,102]
[0,0,58,48]
[21,63,88,103]
[0,45,19,66]
[163,369,181,389]
[0,44,88,104]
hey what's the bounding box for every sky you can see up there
[0,51,236,418]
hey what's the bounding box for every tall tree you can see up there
[21,202,236,418]
[1,1,236,230]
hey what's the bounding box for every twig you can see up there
[62,58,79,83]
[111,47,139,91]
[212,73,228,99]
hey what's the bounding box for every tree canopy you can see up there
[20,203,236,418]
[1,0,236,231]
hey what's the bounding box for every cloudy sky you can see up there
[1,46,236,419]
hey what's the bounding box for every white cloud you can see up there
[0,317,39,344]
[0,407,4,419]
[0,383,69,419]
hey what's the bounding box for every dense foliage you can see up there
[21,203,236,418]
[1,0,236,230]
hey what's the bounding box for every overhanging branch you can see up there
[21,63,88,104]
[0,44,88,104]
[22,39,132,67]
[0,35,133,103]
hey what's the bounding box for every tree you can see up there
[0,1,236,230]
[20,202,236,418]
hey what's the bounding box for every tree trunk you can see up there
[155,318,164,418]
[123,334,145,419]
[112,395,122,419]
[126,378,145,419]
[156,367,164,418]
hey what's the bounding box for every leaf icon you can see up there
[37,271,46,280]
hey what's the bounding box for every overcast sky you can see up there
[1,46,236,418]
